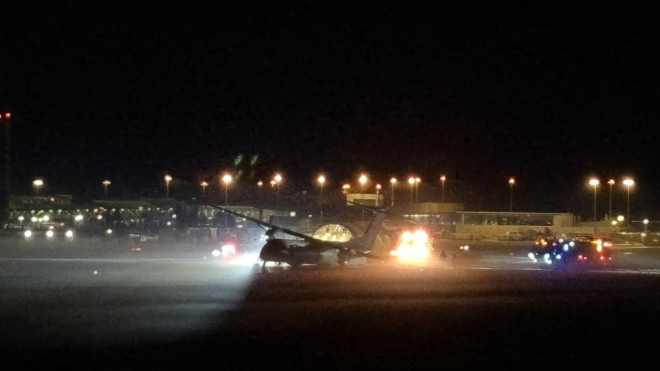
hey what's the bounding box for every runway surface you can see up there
[2,241,660,369]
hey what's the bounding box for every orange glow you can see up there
[391,229,431,262]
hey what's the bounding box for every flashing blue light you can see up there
[563,244,569,251]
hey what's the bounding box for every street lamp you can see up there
[440,175,446,203]
[102,180,111,199]
[415,177,421,203]
[358,174,367,201]
[222,174,233,229]
[623,178,634,226]
[359,174,367,220]
[200,181,208,197]
[608,179,615,220]
[408,177,415,204]
[508,177,515,212]
[164,175,172,198]
[376,184,381,207]
[644,218,649,233]
[390,177,397,207]
[317,175,325,217]
[222,174,232,206]
[589,178,599,222]
[273,173,282,210]
[33,179,44,196]
[1,112,11,224]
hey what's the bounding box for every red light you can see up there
[4,113,10,118]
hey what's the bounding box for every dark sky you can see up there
[2,1,660,217]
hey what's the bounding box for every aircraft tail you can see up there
[352,211,387,252]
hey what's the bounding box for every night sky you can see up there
[3,1,660,217]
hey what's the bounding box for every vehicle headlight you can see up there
[46,230,54,238]
[24,230,32,238]
[65,230,74,238]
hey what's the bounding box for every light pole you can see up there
[102,180,111,199]
[440,175,446,203]
[317,174,325,217]
[274,173,282,210]
[644,218,649,233]
[589,178,599,221]
[415,177,421,203]
[33,179,43,196]
[200,181,208,197]
[408,177,414,204]
[257,180,264,209]
[222,174,232,206]
[390,177,397,207]
[508,177,515,212]
[623,178,634,226]
[359,174,367,220]
[0,112,11,225]
[164,175,172,198]
[222,174,232,229]
[608,179,615,220]
[376,184,381,207]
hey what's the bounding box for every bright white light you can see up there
[43,215,50,222]
[18,216,24,222]
[212,249,222,258]
[222,244,236,256]
[46,230,54,238]
[412,230,429,244]
[74,214,84,222]
[391,229,430,262]
[24,230,32,238]
[106,229,113,235]
[65,230,74,238]
[97,215,103,220]
[31,216,37,222]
